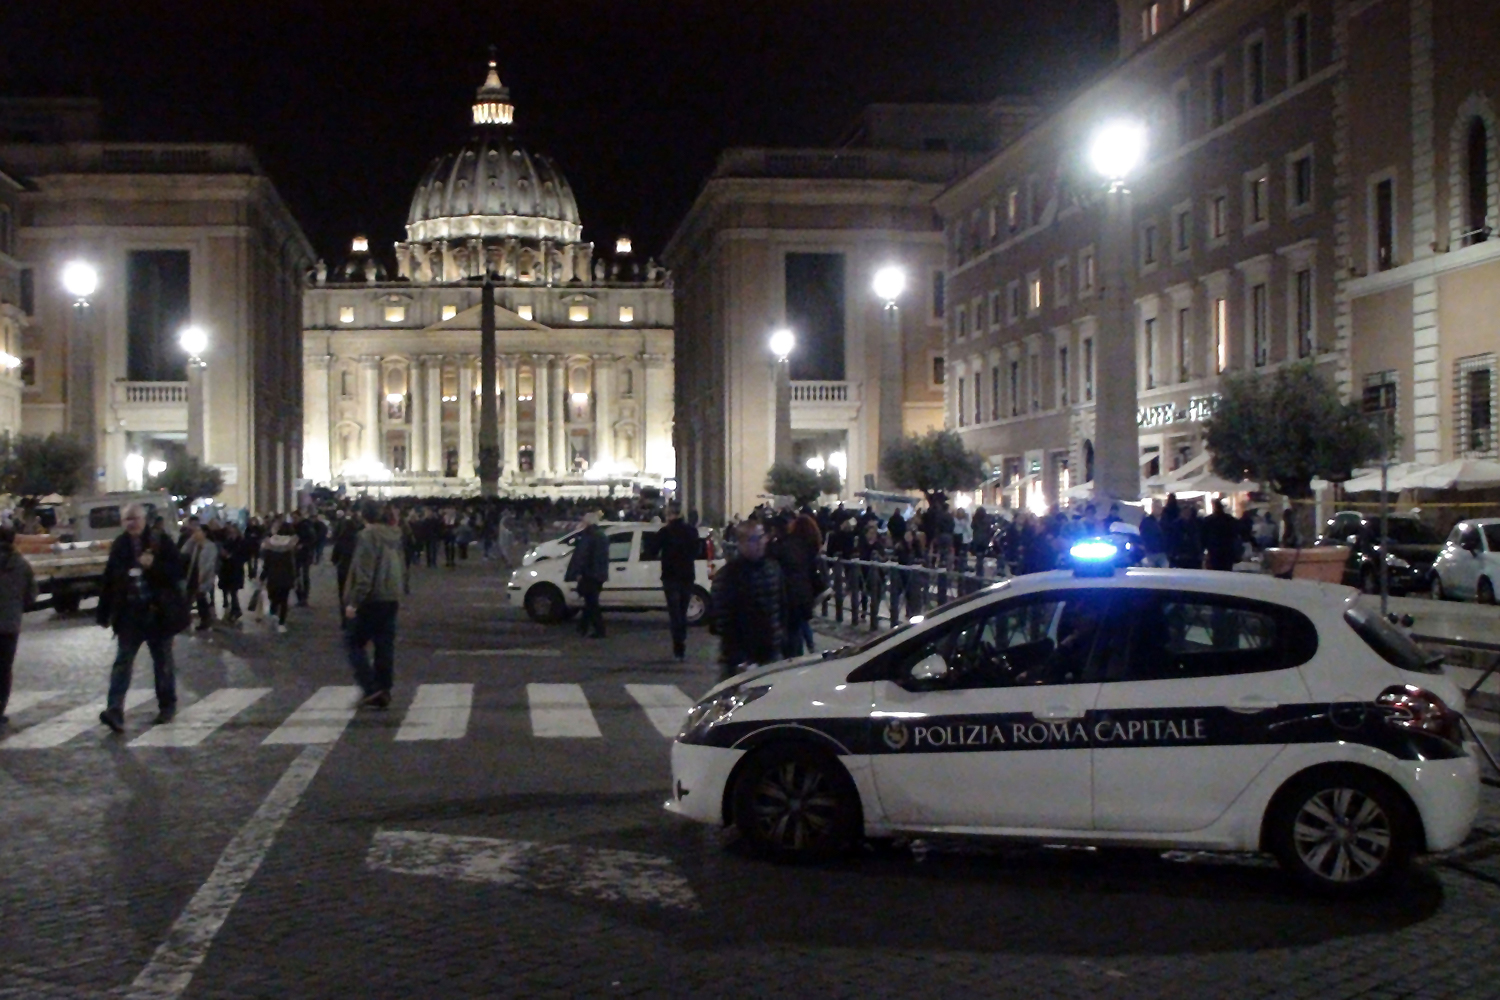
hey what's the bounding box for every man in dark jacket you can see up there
[1201,498,1241,571]
[0,525,37,725]
[711,518,785,677]
[565,512,610,638]
[344,501,405,709]
[657,505,699,660]
[96,503,184,732]
[293,511,318,606]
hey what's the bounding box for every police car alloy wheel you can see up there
[685,586,710,627]
[732,745,860,860]
[1267,766,1414,895]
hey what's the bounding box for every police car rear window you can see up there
[1344,605,1442,674]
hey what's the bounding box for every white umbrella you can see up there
[1394,459,1500,491]
[1340,463,1429,494]
[1169,470,1259,494]
[1144,452,1210,492]
[1064,480,1095,500]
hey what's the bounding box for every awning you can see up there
[1341,463,1429,494]
[1393,459,1500,491]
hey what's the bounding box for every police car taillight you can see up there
[1376,684,1462,744]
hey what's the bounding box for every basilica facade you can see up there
[301,62,674,493]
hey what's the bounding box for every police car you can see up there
[667,541,1481,894]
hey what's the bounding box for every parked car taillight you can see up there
[1376,684,1463,744]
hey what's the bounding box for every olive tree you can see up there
[882,430,987,501]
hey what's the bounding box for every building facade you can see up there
[0,168,26,438]
[301,63,674,493]
[667,102,1037,523]
[935,0,1500,508]
[0,98,313,512]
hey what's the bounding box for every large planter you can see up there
[1263,546,1349,583]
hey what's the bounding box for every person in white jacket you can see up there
[180,520,219,631]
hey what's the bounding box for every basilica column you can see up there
[592,354,615,471]
[550,360,567,474]
[358,355,382,462]
[533,354,552,477]
[424,355,443,473]
[642,352,672,478]
[502,355,520,480]
[303,354,332,482]
[409,355,426,474]
[457,356,475,478]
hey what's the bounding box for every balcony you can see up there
[118,381,188,404]
[790,380,860,430]
[111,381,187,432]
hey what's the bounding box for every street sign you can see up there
[1362,383,1396,414]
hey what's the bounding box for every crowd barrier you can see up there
[815,554,1006,631]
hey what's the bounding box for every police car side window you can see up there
[1118,591,1310,681]
[607,532,634,562]
[639,531,662,561]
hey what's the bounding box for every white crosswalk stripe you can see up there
[1,690,155,749]
[4,690,66,714]
[129,688,272,748]
[624,684,694,738]
[527,683,602,738]
[395,683,473,742]
[262,686,361,745]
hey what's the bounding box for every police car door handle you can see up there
[1035,705,1084,721]
[1228,694,1279,713]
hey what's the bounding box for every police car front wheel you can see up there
[1268,767,1416,895]
[732,745,860,861]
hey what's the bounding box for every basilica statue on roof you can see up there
[301,59,674,494]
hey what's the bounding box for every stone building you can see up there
[0,167,26,438]
[0,97,313,512]
[667,102,1037,523]
[301,62,674,493]
[935,0,1500,509]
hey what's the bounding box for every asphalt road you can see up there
[3,557,1500,1000]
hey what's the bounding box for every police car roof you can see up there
[1011,566,1357,604]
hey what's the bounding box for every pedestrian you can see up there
[657,504,699,660]
[1281,508,1301,548]
[218,523,246,623]
[260,523,299,633]
[774,513,822,657]
[1138,506,1167,567]
[1174,503,1205,569]
[96,503,186,732]
[180,519,220,629]
[243,516,264,579]
[710,517,785,677]
[0,525,37,726]
[1201,498,1240,571]
[331,513,362,606]
[565,511,610,638]
[344,500,405,709]
[293,511,317,606]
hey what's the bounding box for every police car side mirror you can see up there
[906,652,950,687]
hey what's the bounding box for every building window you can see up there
[384,305,406,323]
[1209,192,1229,243]
[1029,350,1041,412]
[125,250,191,382]
[1466,118,1491,244]
[0,205,11,256]
[1245,167,1270,230]
[1214,297,1229,372]
[973,371,983,424]
[957,376,967,427]
[991,363,1001,420]
[19,268,34,316]
[988,291,1001,330]
[1363,370,1399,446]
[932,355,946,386]
[1289,8,1312,84]
[1007,189,1021,232]
[988,203,999,241]
[1173,204,1193,258]
[1007,281,1022,323]
[932,270,946,319]
[341,370,353,398]
[1141,2,1161,40]
[1209,61,1228,128]
[1141,222,1160,269]
[956,304,968,340]
[1083,338,1095,401]
[1143,316,1157,389]
[1457,355,1497,457]
[569,304,590,323]
[1251,283,1270,367]
[19,354,36,389]
[1373,176,1396,270]
[973,296,987,331]
[1288,149,1315,214]
[1294,268,1314,357]
[1027,272,1042,313]
[1058,346,1070,407]
[1009,360,1020,416]
[1079,247,1096,296]
[1054,258,1071,307]
[619,305,634,323]
[517,304,534,321]
[1245,35,1267,108]
[339,306,355,324]
[1177,306,1192,382]
[1175,82,1191,145]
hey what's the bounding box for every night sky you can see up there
[0,1,1118,266]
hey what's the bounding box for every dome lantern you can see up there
[473,52,514,127]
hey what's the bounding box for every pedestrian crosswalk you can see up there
[0,681,699,751]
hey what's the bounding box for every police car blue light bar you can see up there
[1070,540,1118,561]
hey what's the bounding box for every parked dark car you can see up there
[1316,510,1442,594]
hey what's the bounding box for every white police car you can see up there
[667,541,1481,894]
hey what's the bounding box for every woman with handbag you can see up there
[96,504,185,732]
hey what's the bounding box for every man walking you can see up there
[0,525,37,726]
[711,518,785,678]
[565,511,609,638]
[344,500,404,709]
[1201,498,1241,572]
[293,511,317,606]
[97,504,184,731]
[657,504,698,660]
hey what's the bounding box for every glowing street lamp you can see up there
[872,264,907,488]
[872,265,906,305]
[61,260,99,302]
[1088,120,1148,186]
[769,327,795,361]
[178,325,208,361]
[769,328,795,466]
[179,325,209,460]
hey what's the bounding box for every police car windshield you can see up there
[823,584,1007,659]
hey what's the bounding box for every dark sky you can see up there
[0,1,1118,265]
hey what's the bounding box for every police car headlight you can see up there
[680,685,772,740]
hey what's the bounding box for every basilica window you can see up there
[518,367,535,402]
[441,304,458,321]
[619,305,634,323]
[339,306,354,324]
[384,305,406,323]
[569,304,590,323]
[517,304,534,321]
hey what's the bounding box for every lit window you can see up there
[351,236,369,253]
[1214,297,1229,372]
[1027,273,1042,312]
[1007,189,1020,231]
[384,305,406,323]
[1141,2,1161,40]
[339,306,355,324]
[1083,339,1094,401]
[441,304,457,321]
[569,304,590,323]
[1079,248,1096,295]
[615,236,633,255]
[1245,168,1270,227]
[517,304,534,321]
[618,305,634,323]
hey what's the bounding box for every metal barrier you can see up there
[1409,631,1500,787]
[817,555,1005,631]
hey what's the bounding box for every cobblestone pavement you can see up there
[3,556,1500,999]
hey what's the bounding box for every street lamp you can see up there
[769,328,795,466]
[61,260,99,302]
[61,260,101,481]
[871,265,906,489]
[179,325,209,461]
[1087,118,1147,508]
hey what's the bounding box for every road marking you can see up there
[526,683,602,738]
[124,744,332,1000]
[366,829,699,911]
[435,648,560,657]
[3,690,65,714]
[1,690,154,749]
[624,684,693,738]
[129,688,272,748]
[261,686,361,745]
[395,683,473,742]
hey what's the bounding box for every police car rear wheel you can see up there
[524,584,566,624]
[685,586,710,627]
[733,745,859,861]
[1269,768,1413,896]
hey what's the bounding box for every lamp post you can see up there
[769,328,795,467]
[872,265,906,489]
[1087,120,1148,508]
[61,261,100,477]
[179,325,209,462]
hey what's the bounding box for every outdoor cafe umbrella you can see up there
[1167,470,1259,495]
[1340,462,1430,494]
[1393,458,1500,491]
